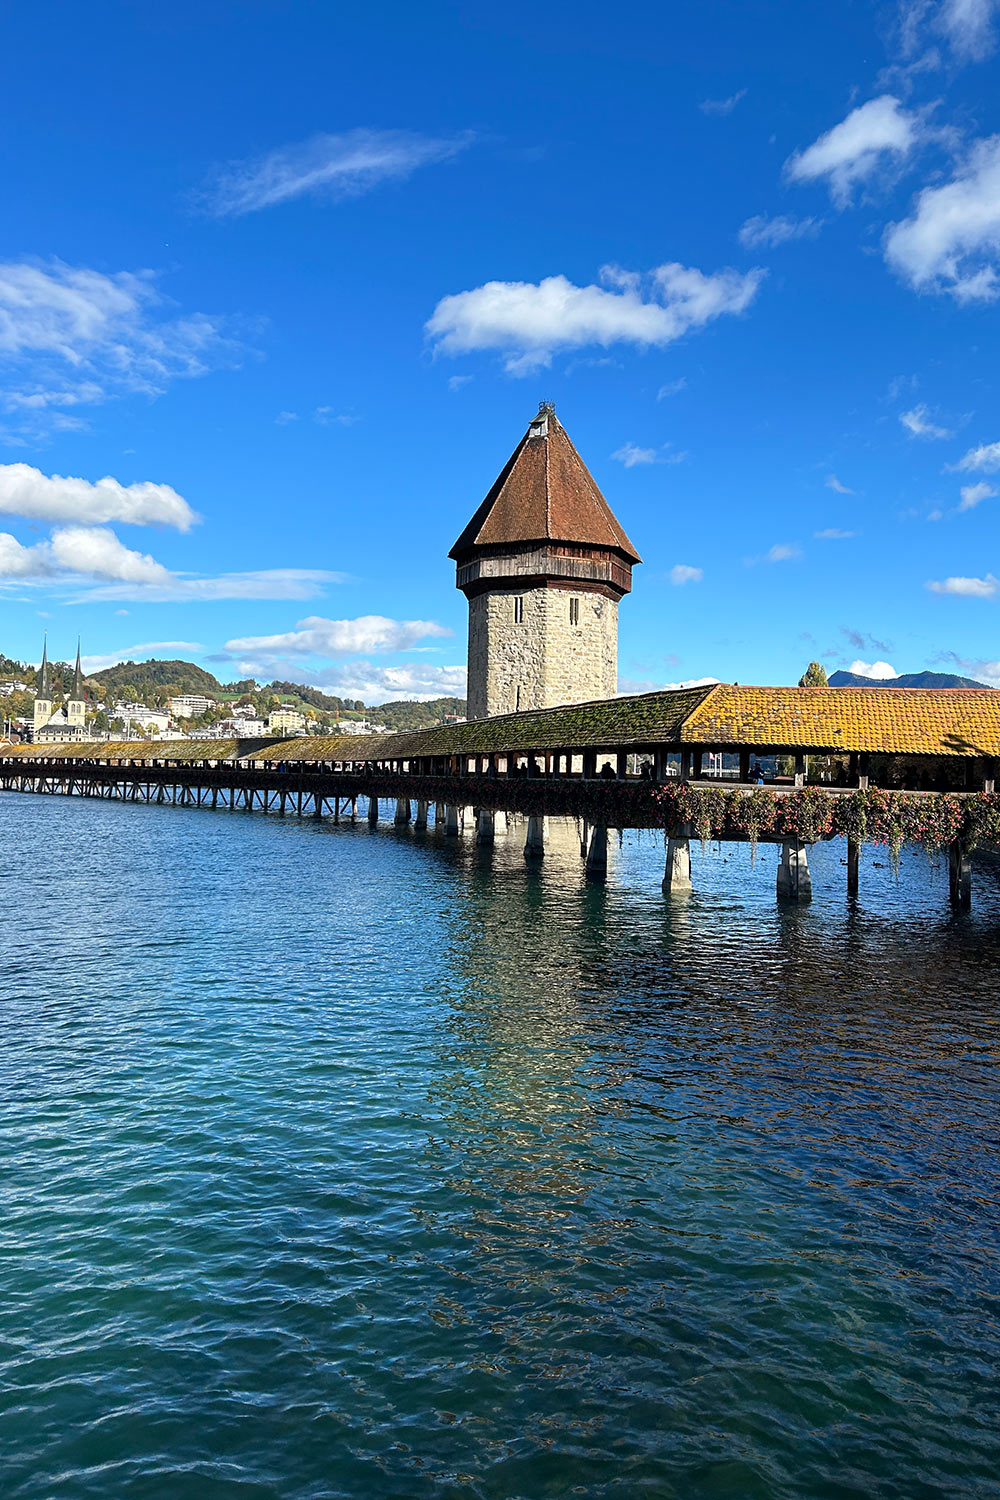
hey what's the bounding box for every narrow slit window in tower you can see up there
[513,596,524,623]
[569,597,580,626]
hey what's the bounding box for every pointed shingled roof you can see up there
[450,405,641,563]
[37,639,51,700]
[70,641,84,701]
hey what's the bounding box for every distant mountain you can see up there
[828,670,993,689]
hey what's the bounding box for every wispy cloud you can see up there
[656,378,686,399]
[786,96,925,206]
[275,410,298,424]
[747,542,803,565]
[197,128,473,217]
[699,90,747,116]
[314,407,360,426]
[0,463,197,531]
[959,481,997,509]
[936,0,998,59]
[738,213,822,248]
[82,568,347,604]
[815,527,856,539]
[668,564,703,585]
[885,136,1000,302]
[952,438,1000,471]
[612,442,658,467]
[426,261,764,374]
[927,572,999,595]
[0,259,239,439]
[826,474,855,494]
[900,403,953,438]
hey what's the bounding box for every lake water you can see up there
[2,791,998,1500]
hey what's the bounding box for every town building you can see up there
[451,403,640,721]
[267,704,306,735]
[33,643,90,742]
[168,693,216,718]
[113,702,173,735]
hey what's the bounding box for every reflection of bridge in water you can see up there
[4,683,1000,911]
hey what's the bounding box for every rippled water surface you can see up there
[2,792,999,1500]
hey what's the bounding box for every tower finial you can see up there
[71,638,84,701]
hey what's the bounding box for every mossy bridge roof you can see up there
[4,683,1000,763]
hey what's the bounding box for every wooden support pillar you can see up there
[691,750,703,780]
[585,820,608,880]
[777,838,812,903]
[476,809,495,845]
[414,799,428,830]
[680,748,692,781]
[847,836,860,900]
[368,796,378,826]
[653,748,667,782]
[580,818,589,857]
[313,795,324,819]
[949,840,971,910]
[333,797,340,824]
[794,752,806,789]
[616,750,628,779]
[582,748,597,779]
[663,836,693,894]
[524,814,544,859]
[394,797,411,825]
[739,748,751,784]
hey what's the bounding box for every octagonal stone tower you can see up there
[451,404,641,721]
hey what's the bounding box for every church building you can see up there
[451,404,640,721]
[33,642,89,742]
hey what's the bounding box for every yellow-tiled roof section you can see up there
[682,685,1000,756]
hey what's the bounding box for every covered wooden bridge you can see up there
[3,683,1000,907]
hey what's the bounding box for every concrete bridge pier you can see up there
[580,819,589,857]
[663,836,693,894]
[585,820,608,880]
[414,800,428,830]
[949,840,971,909]
[394,797,411,825]
[434,801,445,827]
[777,839,812,903]
[524,814,545,859]
[368,796,379,827]
[445,804,461,836]
[476,809,495,845]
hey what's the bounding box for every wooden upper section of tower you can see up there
[450,404,640,601]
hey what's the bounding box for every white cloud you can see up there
[959,481,997,509]
[197,129,472,217]
[767,543,802,562]
[927,572,999,595]
[738,214,822,248]
[699,90,747,116]
[815,528,856,539]
[938,0,998,58]
[612,442,658,467]
[668,564,703,585]
[426,261,764,374]
[885,136,1000,302]
[82,569,346,604]
[848,659,899,678]
[826,474,855,494]
[0,259,237,437]
[900,404,953,438]
[236,658,467,704]
[447,375,473,391]
[952,438,1000,471]
[0,463,197,531]
[786,96,923,205]
[0,525,171,584]
[79,641,204,674]
[275,411,298,424]
[224,614,451,659]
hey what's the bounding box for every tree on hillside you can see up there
[799,662,828,688]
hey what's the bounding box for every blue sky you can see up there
[2,0,999,698]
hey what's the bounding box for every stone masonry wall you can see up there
[467,586,618,720]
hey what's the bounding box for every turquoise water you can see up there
[2,792,998,1500]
